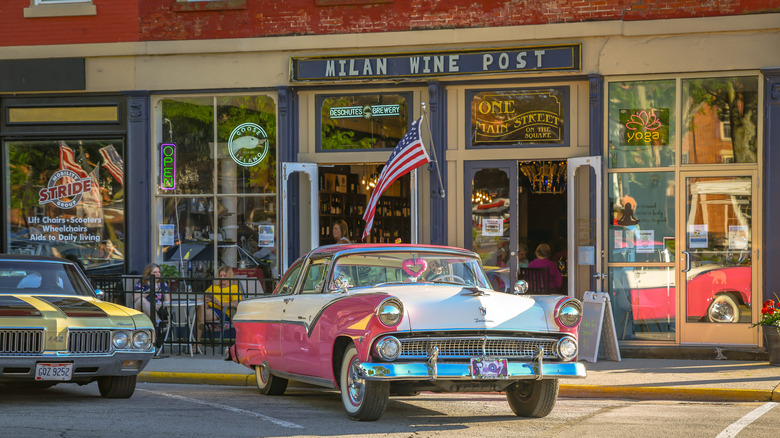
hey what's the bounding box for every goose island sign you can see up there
[291,44,580,82]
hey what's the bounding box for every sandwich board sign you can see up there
[579,291,620,362]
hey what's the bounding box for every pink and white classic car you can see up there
[227,244,586,421]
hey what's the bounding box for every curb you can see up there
[139,371,256,387]
[559,384,779,403]
[139,372,779,402]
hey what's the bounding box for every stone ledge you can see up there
[24,2,97,18]
[171,0,247,12]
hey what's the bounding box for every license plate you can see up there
[470,358,508,379]
[35,363,73,381]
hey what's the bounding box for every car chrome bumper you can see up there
[0,351,154,381]
[357,360,587,381]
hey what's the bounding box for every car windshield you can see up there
[328,251,489,291]
[0,261,94,296]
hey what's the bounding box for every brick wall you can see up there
[138,0,780,41]
[0,0,139,47]
[1,0,778,47]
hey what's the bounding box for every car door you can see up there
[237,261,302,371]
[280,256,334,377]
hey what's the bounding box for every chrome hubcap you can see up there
[710,301,735,323]
[347,358,364,405]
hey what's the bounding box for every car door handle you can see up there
[284,297,294,304]
[298,316,307,320]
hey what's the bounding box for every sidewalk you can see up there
[139,354,780,402]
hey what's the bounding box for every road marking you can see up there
[139,389,304,429]
[715,402,777,438]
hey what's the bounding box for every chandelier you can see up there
[520,161,567,194]
[471,190,493,205]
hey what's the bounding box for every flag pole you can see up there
[420,102,446,198]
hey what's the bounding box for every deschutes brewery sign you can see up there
[471,88,566,145]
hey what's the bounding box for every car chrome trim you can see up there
[392,335,563,360]
[271,369,337,389]
[356,360,586,381]
[0,329,44,354]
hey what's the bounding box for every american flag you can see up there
[59,143,89,178]
[362,115,430,239]
[99,145,124,186]
[80,165,103,220]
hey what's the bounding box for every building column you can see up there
[277,86,299,269]
[427,81,447,245]
[762,69,780,301]
[124,91,151,275]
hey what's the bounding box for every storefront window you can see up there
[608,80,675,168]
[468,87,568,147]
[7,139,125,274]
[317,93,410,150]
[156,94,277,280]
[681,76,758,164]
[318,165,411,244]
[159,97,214,194]
[609,266,675,341]
[216,96,277,194]
[608,172,675,263]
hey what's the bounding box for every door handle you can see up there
[593,272,607,280]
[284,297,294,304]
[681,250,691,273]
[298,316,307,320]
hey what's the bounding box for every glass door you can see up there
[679,171,758,345]
[567,157,602,300]
[465,162,517,291]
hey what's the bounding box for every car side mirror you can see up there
[94,289,105,300]
[333,275,351,293]
[513,280,529,295]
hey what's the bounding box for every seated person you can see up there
[528,243,563,292]
[195,266,242,344]
[133,263,170,346]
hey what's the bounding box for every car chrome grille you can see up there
[0,329,44,355]
[398,336,560,360]
[68,330,112,354]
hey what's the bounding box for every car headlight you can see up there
[376,298,403,327]
[112,331,130,349]
[374,336,402,361]
[556,299,583,328]
[556,337,578,361]
[133,330,152,349]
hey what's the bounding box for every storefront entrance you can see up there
[678,171,758,345]
[466,160,571,295]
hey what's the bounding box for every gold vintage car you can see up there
[0,254,155,398]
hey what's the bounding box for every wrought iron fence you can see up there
[88,274,274,356]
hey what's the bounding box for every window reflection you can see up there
[608,172,675,263]
[318,93,409,150]
[608,80,676,168]
[7,139,125,274]
[159,97,214,194]
[609,267,675,341]
[471,168,510,267]
[681,76,758,164]
[156,94,277,280]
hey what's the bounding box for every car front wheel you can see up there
[340,345,389,421]
[254,363,288,395]
[506,379,558,418]
[98,375,137,398]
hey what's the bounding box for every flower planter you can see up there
[763,326,780,366]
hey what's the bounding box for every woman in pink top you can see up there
[528,243,563,292]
